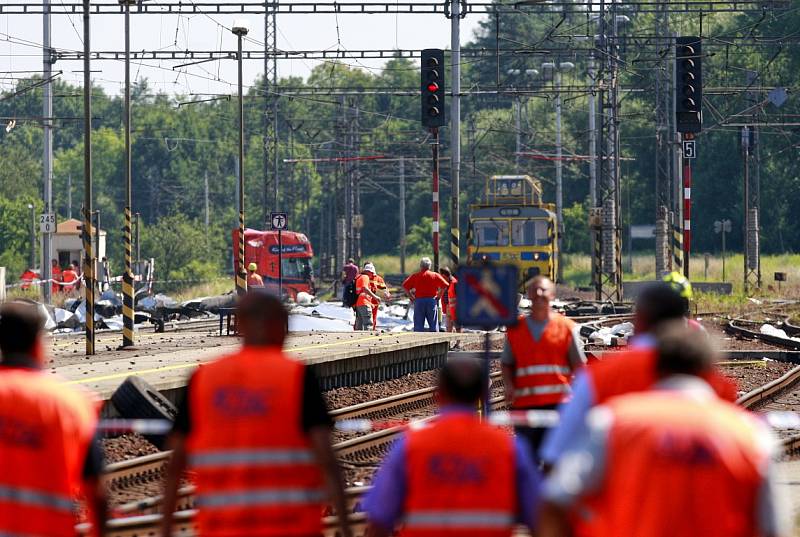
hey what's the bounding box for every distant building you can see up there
[51,218,106,269]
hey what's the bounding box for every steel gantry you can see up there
[0,1,781,15]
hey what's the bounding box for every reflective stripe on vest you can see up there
[405,510,515,529]
[513,384,571,398]
[195,488,326,508]
[190,448,315,467]
[0,485,75,513]
[516,365,571,377]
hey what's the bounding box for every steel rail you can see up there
[725,319,800,351]
[96,376,506,535]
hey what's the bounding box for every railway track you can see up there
[98,371,505,536]
[737,363,800,455]
[725,319,800,351]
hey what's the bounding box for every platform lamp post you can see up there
[541,61,574,283]
[232,20,250,296]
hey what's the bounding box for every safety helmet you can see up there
[363,263,376,274]
[248,262,258,272]
[662,271,693,300]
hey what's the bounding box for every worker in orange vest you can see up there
[0,302,107,537]
[367,263,390,329]
[438,267,459,333]
[51,259,63,295]
[354,263,381,331]
[539,322,786,537]
[160,292,351,537]
[540,281,739,536]
[501,276,585,461]
[247,262,265,288]
[61,262,79,294]
[364,356,541,536]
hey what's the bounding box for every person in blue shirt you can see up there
[364,357,541,536]
[539,282,689,467]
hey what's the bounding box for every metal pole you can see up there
[278,229,283,298]
[42,0,53,304]
[514,97,521,172]
[742,127,749,294]
[588,59,597,208]
[722,227,726,282]
[399,157,406,274]
[235,32,247,296]
[555,69,564,282]
[134,212,140,263]
[204,170,209,236]
[682,143,691,279]
[450,0,461,269]
[82,0,95,355]
[67,173,72,218]
[432,127,440,271]
[29,205,35,270]
[122,0,135,348]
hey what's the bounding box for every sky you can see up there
[2,1,487,98]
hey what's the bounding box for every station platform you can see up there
[52,331,463,407]
[777,460,800,531]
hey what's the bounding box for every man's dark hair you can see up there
[347,258,355,265]
[237,291,288,346]
[635,282,687,329]
[655,320,716,377]
[0,302,44,364]
[439,267,452,278]
[438,357,484,405]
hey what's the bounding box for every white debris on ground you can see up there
[760,324,800,342]
[587,321,635,346]
[289,300,416,333]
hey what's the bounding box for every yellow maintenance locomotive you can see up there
[467,175,558,286]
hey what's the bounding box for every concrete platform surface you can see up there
[53,331,461,400]
[777,460,800,535]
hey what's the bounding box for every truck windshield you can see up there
[282,258,313,280]
[511,219,550,246]
[473,220,509,247]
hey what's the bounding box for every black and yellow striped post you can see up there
[234,26,247,297]
[450,227,459,269]
[122,207,135,347]
[82,207,95,355]
[236,210,247,296]
[672,225,683,272]
[82,0,94,356]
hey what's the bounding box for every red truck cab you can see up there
[232,228,315,299]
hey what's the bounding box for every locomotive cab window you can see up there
[473,220,509,246]
[512,219,550,246]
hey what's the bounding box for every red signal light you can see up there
[427,82,439,92]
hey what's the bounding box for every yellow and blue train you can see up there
[467,175,558,286]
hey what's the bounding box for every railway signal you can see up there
[675,36,702,133]
[420,49,445,128]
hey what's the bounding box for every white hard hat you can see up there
[364,263,376,274]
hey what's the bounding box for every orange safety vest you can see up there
[187,347,325,537]
[589,348,739,404]
[401,412,517,537]
[593,391,767,537]
[505,313,576,408]
[0,367,98,537]
[355,273,374,307]
[247,272,264,287]
[370,275,387,309]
